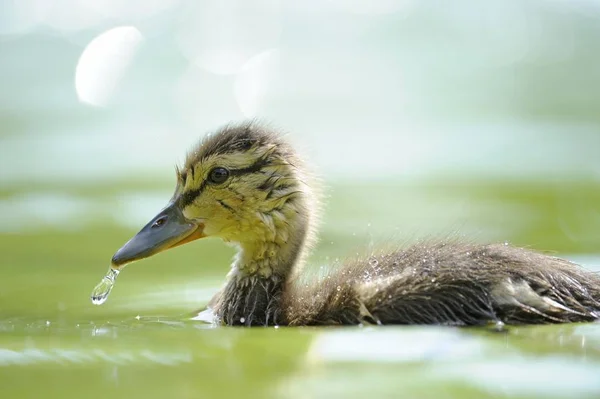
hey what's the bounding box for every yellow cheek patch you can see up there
[176,145,291,228]
[181,149,268,191]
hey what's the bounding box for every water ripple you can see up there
[0,348,192,367]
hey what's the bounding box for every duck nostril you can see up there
[152,216,167,228]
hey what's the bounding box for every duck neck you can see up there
[213,202,312,326]
[235,219,308,279]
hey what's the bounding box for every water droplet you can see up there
[240,317,246,323]
[91,267,120,305]
[274,325,280,329]
[45,320,51,326]
[336,286,341,292]
[369,258,378,267]
[431,278,436,283]
[504,241,509,246]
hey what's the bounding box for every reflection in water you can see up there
[0,348,192,367]
[110,284,218,312]
[279,325,600,398]
[436,357,600,398]
[1,316,600,397]
[505,322,600,355]
[306,327,488,363]
[574,323,600,350]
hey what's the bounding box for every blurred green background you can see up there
[1,0,600,398]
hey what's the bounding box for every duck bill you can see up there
[111,202,205,268]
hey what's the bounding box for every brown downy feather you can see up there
[282,241,600,326]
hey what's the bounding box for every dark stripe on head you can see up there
[179,155,271,208]
[217,200,234,212]
[230,155,270,177]
[178,122,298,208]
[180,179,208,208]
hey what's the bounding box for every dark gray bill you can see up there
[111,202,205,267]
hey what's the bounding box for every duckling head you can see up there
[111,123,319,278]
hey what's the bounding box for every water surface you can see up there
[1,182,599,398]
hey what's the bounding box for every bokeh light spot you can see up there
[75,26,144,107]
[234,48,280,118]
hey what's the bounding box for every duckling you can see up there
[110,122,600,326]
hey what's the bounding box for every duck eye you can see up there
[209,167,229,184]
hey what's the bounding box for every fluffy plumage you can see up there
[160,122,600,326]
[282,241,600,325]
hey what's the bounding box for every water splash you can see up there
[91,268,121,305]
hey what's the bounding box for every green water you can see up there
[1,180,599,398]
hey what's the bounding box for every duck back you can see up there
[283,242,600,326]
